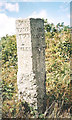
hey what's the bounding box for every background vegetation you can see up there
[1,20,72,118]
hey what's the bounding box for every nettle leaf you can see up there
[10,108,14,113]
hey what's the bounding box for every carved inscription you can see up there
[20,46,31,51]
[16,18,46,114]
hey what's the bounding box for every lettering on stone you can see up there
[16,18,46,114]
[17,28,30,34]
[20,46,31,51]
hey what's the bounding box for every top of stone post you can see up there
[15,18,44,32]
[15,18,44,22]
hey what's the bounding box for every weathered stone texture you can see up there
[16,18,46,114]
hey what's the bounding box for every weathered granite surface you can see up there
[16,18,46,114]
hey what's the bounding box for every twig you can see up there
[44,100,55,117]
[57,100,64,117]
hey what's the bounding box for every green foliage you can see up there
[2,35,17,66]
[45,20,71,104]
[2,35,18,117]
[2,80,15,101]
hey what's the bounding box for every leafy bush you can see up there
[45,20,71,104]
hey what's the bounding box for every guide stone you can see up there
[16,18,46,114]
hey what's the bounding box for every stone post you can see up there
[16,18,46,114]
